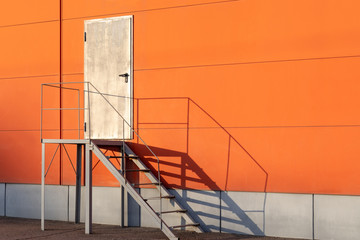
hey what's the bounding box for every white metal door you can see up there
[84,16,133,140]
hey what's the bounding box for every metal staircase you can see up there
[92,140,203,240]
[40,82,203,240]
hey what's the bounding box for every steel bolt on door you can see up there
[84,15,133,140]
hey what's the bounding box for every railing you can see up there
[41,81,164,228]
[40,83,83,140]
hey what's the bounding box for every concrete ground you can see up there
[0,216,304,240]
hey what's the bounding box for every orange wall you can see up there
[1,0,360,195]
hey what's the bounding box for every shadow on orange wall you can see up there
[127,98,268,232]
[54,95,268,193]
[128,97,268,192]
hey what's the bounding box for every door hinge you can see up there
[84,32,87,42]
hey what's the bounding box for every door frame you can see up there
[84,15,134,140]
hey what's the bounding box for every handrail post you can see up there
[41,142,45,230]
[78,87,80,139]
[158,153,162,230]
[40,84,43,141]
[86,82,91,139]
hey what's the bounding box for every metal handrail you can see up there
[86,82,163,227]
[41,82,82,140]
[40,81,164,228]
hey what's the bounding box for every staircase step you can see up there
[157,209,187,214]
[125,169,150,172]
[144,195,175,201]
[170,223,200,229]
[132,182,161,186]
[92,140,205,239]
[106,155,140,159]
[122,141,204,234]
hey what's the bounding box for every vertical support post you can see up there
[85,143,92,234]
[41,142,45,230]
[75,144,82,223]
[59,0,63,186]
[120,119,127,227]
[120,182,125,227]
[120,145,124,227]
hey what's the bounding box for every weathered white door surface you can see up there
[84,16,133,140]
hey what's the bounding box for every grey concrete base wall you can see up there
[5,184,68,221]
[263,193,312,239]
[314,195,360,240]
[2,183,360,240]
[0,183,4,216]
[68,186,140,226]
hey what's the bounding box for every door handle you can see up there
[119,73,129,83]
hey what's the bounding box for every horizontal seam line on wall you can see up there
[0,74,59,81]
[0,0,239,28]
[134,54,360,71]
[2,125,359,133]
[63,73,84,76]
[0,129,81,132]
[62,0,241,21]
[1,54,359,81]
[134,125,360,130]
[0,73,83,81]
[0,19,59,29]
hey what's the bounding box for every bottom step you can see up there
[170,223,200,229]
[132,182,161,186]
[144,195,175,201]
[157,209,187,214]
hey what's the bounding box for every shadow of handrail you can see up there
[188,98,268,192]
[127,142,265,235]
[135,97,268,192]
[126,96,270,235]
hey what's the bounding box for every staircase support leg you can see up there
[85,143,92,234]
[120,185,125,227]
[75,144,82,224]
[120,145,127,227]
[41,142,45,231]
